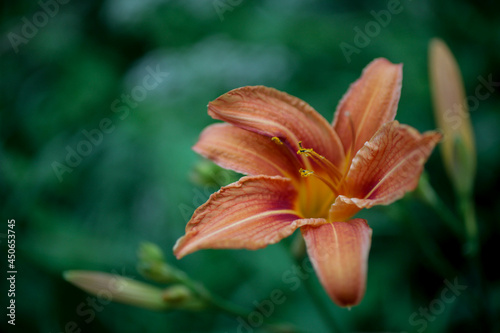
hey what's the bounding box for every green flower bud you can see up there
[137,242,186,283]
[64,270,168,310]
[429,38,476,197]
[162,285,206,310]
[138,242,165,264]
[190,159,238,187]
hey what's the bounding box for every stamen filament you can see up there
[297,142,344,183]
[299,168,339,197]
[269,136,309,188]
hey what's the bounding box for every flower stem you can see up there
[416,173,463,239]
[178,275,249,317]
[416,173,480,259]
[137,243,299,331]
[171,267,300,332]
[393,201,458,279]
[457,193,488,329]
[459,194,478,257]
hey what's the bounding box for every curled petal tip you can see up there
[172,237,187,259]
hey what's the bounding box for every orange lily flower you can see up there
[174,58,441,307]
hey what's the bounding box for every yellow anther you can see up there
[299,168,314,177]
[296,141,343,183]
[297,141,324,159]
[297,141,311,155]
[299,168,339,196]
[271,137,283,145]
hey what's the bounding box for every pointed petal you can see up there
[333,58,403,156]
[301,219,372,307]
[174,176,326,258]
[193,123,301,181]
[345,121,442,207]
[208,86,345,167]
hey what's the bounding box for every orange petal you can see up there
[328,195,362,222]
[208,86,345,167]
[333,58,402,157]
[301,219,372,307]
[174,176,327,258]
[345,121,442,207]
[193,123,301,181]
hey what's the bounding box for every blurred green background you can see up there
[1,0,500,332]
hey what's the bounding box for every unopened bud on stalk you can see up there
[137,242,186,283]
[162,285,206,310]
[189,159,238,187]
[64,270,169,310]
[429,38,476,197]
[138,242,165,263]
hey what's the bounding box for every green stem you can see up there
[174,269,300,333]
[459,194,478,257]
[186,278,249,318]
[417,178,487,328]
[416,174,463,239]
[394,202,457,279]
[457,194,488,329]
[137,244,299,332]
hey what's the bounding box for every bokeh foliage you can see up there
[1,0,500,332]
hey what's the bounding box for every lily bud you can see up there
[137,242,187,284]
[64,270,168,310]
[428,38,476,197]
[162,285,206,310]
[138,242,165,263]
[189,159,238,187]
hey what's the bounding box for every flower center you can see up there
[297,142,346,196]
[296,142,348,219]
[270,137,349,219]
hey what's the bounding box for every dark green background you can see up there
[1,0,499,332]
